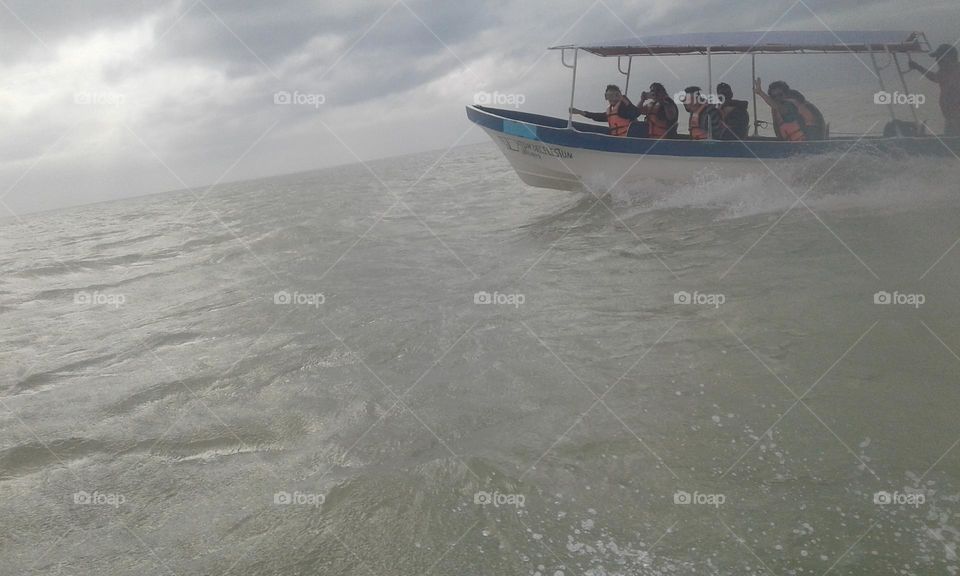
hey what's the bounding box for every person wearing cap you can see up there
[910,44,960,136]
[754,79,825,141]
[570,84,644,137]
[639,82,680,139]
[716,82,750,140]
[681,86,722,140]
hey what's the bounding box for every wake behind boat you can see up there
[466,31,960,191]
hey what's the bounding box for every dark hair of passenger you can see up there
[768,81,790,94]
[605,84,621,94]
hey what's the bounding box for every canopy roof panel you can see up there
[550,31,926,56]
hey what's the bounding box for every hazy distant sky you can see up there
[1,0,958,214]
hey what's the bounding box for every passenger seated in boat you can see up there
[909,44,960,137]
[681,86,722,140]
[639,83,679,138]
[754,79,825,141]
[716,82,750,140]
[569,84,644,137]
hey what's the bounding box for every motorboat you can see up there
[465,31,957,191]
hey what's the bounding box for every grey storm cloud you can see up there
[1,0,502,74]
[0,0,957,215]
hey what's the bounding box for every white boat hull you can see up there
[484,128,781,191]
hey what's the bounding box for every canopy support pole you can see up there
[707,47,713,93]
[751,53,759,136]
[892,51,921,126]
[617,56,633,97]
[870,51,897,129]
[563,48,579,129]
[625,57,633,96]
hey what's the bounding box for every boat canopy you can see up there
[550,31,926,56]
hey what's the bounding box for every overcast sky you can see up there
[1,0,958,214]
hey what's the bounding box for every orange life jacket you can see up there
[646,98,677,138]
[648,113,669,138]
[688,105,716,140]
[607,98,633,137]
[774,98,821,142]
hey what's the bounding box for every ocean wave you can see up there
[30,271,167,300]
[0,437,107,479]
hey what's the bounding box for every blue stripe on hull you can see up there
[503,119,539,140]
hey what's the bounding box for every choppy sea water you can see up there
[2,141,960,575]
